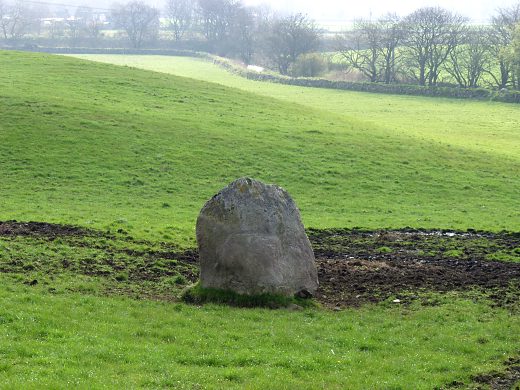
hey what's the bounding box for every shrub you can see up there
[291,53,328,77]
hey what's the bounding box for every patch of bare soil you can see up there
[1,222,518,310]
[0,220,98,237]
[470,357,520,390]
[310,229,520,308]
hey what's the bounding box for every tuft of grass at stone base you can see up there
[180,282,316,308]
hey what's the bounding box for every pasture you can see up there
[0,50,519,388]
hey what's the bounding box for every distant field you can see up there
[0,51,519,389]
[71,54,520,160]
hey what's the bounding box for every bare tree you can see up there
[337,14,402,83]
[489,3,520,88]
[515,26,520,87]
[229,6,256,63]
[403,7,467,86]
[165,0,194,40]
[378,14,403,84]
[112,1,159,48]
[337,19,382,82]
[85,19,104,40]
[0,1,36,41]
[0,0,6,40]
[263,13,320,75]
[197,0,241,42]
[444,27,493,88]
[65,17,83,42]
[197,0,259,58]
[48,20,65,40]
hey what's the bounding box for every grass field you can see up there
[1,276,518,389]
[0,50,519,388]
[71,55,520,160]
[3,52,519,243]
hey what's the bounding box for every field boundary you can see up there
[5,46,520,103]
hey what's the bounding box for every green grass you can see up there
[0,276,518,389]
[71,55,520,160]
[0,51,519,388]
[0,51,518,246]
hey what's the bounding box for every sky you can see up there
[242,0,518,23]
[22,0,520,24]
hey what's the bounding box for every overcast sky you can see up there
[242,0,518,23]
[26,0,520,23]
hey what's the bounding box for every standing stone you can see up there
[196,178,318,296]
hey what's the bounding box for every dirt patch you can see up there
[470,356,520,390]
[0,220,98,238]
[310,229,520,308]
[316,257,519,307]
[1,222,519,309]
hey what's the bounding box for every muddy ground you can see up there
[308,228,520,309]
[0,221,519,308]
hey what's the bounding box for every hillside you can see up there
[0,51,519,389]
[72,55,520,160]
[1,51,519,246]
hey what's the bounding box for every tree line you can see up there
[111,0,321,75]
[337,4,520,89]
[1,0,519,89]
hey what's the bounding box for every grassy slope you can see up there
[72,55,520,160]
[1,276,518,389]
[0,51,518,247]
[0,51,519,388]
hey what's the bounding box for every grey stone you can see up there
[196,177,318,296]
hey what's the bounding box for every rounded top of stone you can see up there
[223,176,284,194]
[230,177,276,188]
[206,177,292,209]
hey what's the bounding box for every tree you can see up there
[337,19,382,82]
[197,0,241,42]
[337,14,402,83]
[48,20,65,40]
[0,1,36,41]
[112,1,159,48]
[165,0,194,40]
[85,20,104,40]
[512,24,520,88]
[263,13,320,75]
[403,7,467,86]
[228,5,257,63]
[444,27,494,88]
[0,0,6,39]
[489,3,520,88]
[65,17,84,42]
[378,14,403,84]
[196,0,261,61]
